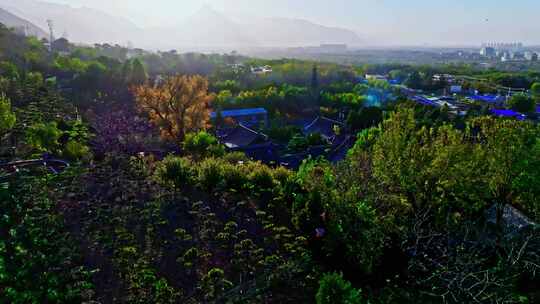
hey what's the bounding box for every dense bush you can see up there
[508,93,536,114]
[155,155,290,196]
[247,163,276,191]
[222,162,249,191]
[63,140,92,161]
[221,151,249,164]
[25,121,62,153]
[0,175,94,304]
[0,93,16,134]
[183,131,225,160]
[292,159,386,275]
[324,200,385,275]
[197,157,226,191]
[316,272,363,304]
[292,159,336,235]
[155,156,195,189]
[25,120,92,159]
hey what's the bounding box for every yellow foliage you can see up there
[133,75,214,141]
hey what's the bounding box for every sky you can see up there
[42,0,540,46]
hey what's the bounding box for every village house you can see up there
[211,108,269,128]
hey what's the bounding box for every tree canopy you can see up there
[133,75,213,141]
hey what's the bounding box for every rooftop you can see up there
[221,124,269,149]
[469,94,502,103]
[211,108,268,119]
[490,109,526,120]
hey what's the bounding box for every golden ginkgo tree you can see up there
[133,75,214,141]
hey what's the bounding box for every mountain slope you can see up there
[144,5,259,49]
[0,1,362,49]
[0,7,47,38]
[0,0,141,44]
[147,6,362,49]
[242,17,362,47]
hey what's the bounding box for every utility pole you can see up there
[46,19,54,52]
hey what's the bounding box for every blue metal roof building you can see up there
[211,108,268,118]
[490,109,526,120]
[412,95,438,106]
[211,108,269,128]
[470,94,503,103]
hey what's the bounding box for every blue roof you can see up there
[412,95,437,106]
[537,106,540,114]
[491,109,526,120]
[470,94,501,103]
[211,108,267,119]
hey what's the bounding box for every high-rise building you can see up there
[525,51,539,61]
[480,47,496,57]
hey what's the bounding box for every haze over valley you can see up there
[0,0,363,50]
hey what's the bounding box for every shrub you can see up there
[26,122,62,153]
[222,151,249,164]
[183,131,225,159]
[0,93,16,134]
[197,158,226,191]
[155,156,195,189]
[63,140,91,161]
[200,268,233,301]
[508,93,536,114]
[248,163,276,191]
[292,160,336,234]
[316,272,363,304]
[347,127,381,157]
[324,200,385,275]
[266,125,302,143]
[222,163,249,191]
[272,166,292,187]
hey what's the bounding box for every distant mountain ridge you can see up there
[0,0,141,44]
[145,6,258,49]
[0,7,47,38]
[0,1,363,49]
[243,17,363,47]
[144,6,363,49]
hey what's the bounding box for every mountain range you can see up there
[0,0,363,50]
[0,6,47,38]
[0,0,141,44]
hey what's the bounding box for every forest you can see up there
[1,24,539,304]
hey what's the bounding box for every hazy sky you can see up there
[44,0,540,45]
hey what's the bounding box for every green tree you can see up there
[371,108,488,219]
[405,71,422,89]
[0,93,16,135]
[214,90,234,108]
[121,59,133,84]
[183,131,225,159]
[347,107,383,132]
[214,80,240,93]
[200,268,233,302]
[508,93,536,113]
[316,272,363,304]
[531,82,540,100]
[130,58,148,85]
[311,64,319,93]
[470,117,540,222]
[155,156,195,189]
[353,83,369,95]
[25,122,62,153]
